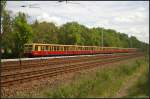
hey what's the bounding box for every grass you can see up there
[125,72,149,98]
[124,57,149,98]
[3,56,148,98]
[42,57,148,98]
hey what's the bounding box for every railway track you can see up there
[1,53,142,87]
[1,54,139,77]
[1,53,137,72]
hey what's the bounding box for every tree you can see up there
[58,22,88,45]
[1,10,14,57]
[1,0,6,15]
[31,21,58,44]
[12,12,33,58]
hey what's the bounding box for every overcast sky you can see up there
[6,1,149,43]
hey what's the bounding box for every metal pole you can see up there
[117,33,119,47]
[128,34,132,48]
[130,37,132,48]
[101,28,103,50]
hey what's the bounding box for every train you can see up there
[23,43,138,57]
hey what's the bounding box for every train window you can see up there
[24,45,33,52]
[67,47,69,51]
[72,46,75,51]
[55,46,58,51]
[59,46,61,51]
[35,45,38,51]
[89,47,91,50]
[80,47,82,51]
[48,46,50,51]
[58,46,60,51]
[57,46,59,51]
[71,46,73,51]
[70,47,72,51]
[41,46,45,51]
[68,47,71,51]
[56,46,59,51]
[74,47,76,51]
[73,46,75,51]
[40,46,42,51]
[55,46,57,51]
[79,47,81,50]
[51,46,54,51]
[66,47,68,51]
[38,46,40,51]
[71,46,74,51]
[60,46,63,51]
[54,46,56,51]
[46,46,48,51]
[86,47,88,50]
[64,47,66,51]
[82,47,84,50]
[49,46,51,51]
[73,47,75,51]
[99,47,101,50]
[92,47,95,51]
[95,47,97,51]
[64,46,67,51]
[78,47,80,51]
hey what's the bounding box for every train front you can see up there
[24,44,33,57]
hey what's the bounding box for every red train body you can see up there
[24,43,137,57]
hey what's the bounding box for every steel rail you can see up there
[1,53,142,87]
[1,54,138,76]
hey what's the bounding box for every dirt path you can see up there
[114,64,147,98]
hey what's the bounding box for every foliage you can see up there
[1,10,13,56]
[1,5,149,58]
[1,0,6,14]
[124,58,149,98]
[31,20,58,44]
[43,58,147,98]
[12,12,33,57]
[125,72,149,98]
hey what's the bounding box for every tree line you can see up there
[1,1,149,58]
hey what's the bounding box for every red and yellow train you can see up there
[23,43,137,57]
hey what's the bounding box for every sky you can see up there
[6,1,149,43]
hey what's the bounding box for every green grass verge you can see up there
[124,57,149,98]
[43,57,148,98]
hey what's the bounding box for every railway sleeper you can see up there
[1,54,142,84]
[1,54,139,82]
[1,54,136,74]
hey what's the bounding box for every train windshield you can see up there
[24,45,33,52]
